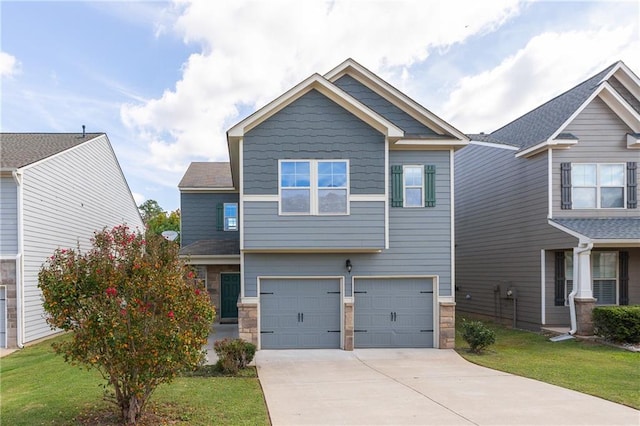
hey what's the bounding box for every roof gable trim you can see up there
[227,73,403,139]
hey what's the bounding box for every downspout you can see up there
[11,170,25,348]
[568,242,593,335]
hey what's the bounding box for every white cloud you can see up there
[443,7,640,133]
[121,0,523,178]
[0,51,20,78]
[132,192,146,206]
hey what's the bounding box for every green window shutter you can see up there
[554,251,566,306]
[619,251,629,305]
[391,166,403,207]
[216,203,223,231]
[424,165,436,207]
[560,162,572,210]
[627,162,637,209]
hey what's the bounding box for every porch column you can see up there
[573,244,596,335]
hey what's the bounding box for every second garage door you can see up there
[354,278,434,348]
[260,278,341,349]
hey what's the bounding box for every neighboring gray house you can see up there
[0,133,144,348]
[455,61,639,334]
[180,58,468,350]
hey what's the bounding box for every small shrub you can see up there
[461,319,496,353]
[593,306,640,344]
[214,338,256,374]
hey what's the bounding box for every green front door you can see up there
[221,273,240,319]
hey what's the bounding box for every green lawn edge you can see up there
[455,317,640,409]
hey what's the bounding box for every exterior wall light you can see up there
[346,259,352,273]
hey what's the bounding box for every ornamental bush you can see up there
[592,306,640,344]
[214,338,257,374]
[460,319,496,353]
[38,225,215,425]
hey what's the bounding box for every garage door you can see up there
[354,278,433,348]
[260,278,341,349]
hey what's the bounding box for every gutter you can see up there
[11,170,25,348]
[568,242,593,335]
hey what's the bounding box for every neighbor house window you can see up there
[279,160,348,215]
[562,251,618,305]
[572,163,625,209]
[224,203,238,231]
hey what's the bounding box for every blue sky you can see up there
[2,0,639,212]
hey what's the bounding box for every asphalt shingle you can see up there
[0,133,103,169]
[551,218,640,240]
[178,162,234,189]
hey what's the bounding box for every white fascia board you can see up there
[603,61,640,102]
[242,248,383,254]
[180,255,241,265]
[325,59,469,142]
[392,138,469,150]
[469,141,519,151]
[627,133,640,149]
[179,187,237,193]
[227,73,403,139]
[516,138,578,158]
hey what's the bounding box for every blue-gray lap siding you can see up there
[243,150,453,298]
[180,192,239,247]
[242,89,385,195]
[0,177,18,255]
[333,75,437,136]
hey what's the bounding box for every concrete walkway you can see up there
[204,322,239,364]
[255,349,639,425]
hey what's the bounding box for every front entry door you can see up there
[221,273,240,319]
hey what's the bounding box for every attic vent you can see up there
[82,125,86,138]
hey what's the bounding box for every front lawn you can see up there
[0,335,270,425]
[455,317,640,409]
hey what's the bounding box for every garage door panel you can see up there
[355,278,434,348]
[260,279,341,349]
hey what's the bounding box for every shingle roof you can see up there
[551,218,640,240]
[467,133,519,147]
[488,63,618,150]
[178,162,234,189]
[0,133,103,169]
[179,239,240,256]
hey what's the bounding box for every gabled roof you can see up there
[549,218,640,242]
[178,162,234,190]
[0,133,103,170]
[486,61,640,155]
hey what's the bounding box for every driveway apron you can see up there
[255,349,639,425]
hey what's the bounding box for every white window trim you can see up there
[278,159,350,216]
[223,203,238,231]
[572,163,626,209]
[564,250,619,306]
[403,165,424,208]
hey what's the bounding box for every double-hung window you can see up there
[561,251,618,305]
[403,166,424,207]
[572,163,625,208]
[224,203,238,231]
[279,160,348,215]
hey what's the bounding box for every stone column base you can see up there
[237,302,258,346]
[439,301,456,349]
[574,297,596,336]
[344,302,354,351]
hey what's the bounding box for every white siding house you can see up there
[0,133,143,348]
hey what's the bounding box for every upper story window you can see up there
[403,166,424,207]
[279,160,349,215]
[571,163,625,209]
[224,203,238,231]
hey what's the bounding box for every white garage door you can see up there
[354,278,434,348]
[260,278,341,349]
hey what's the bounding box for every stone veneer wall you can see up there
[344,302,354,350]
[237,302,258,345]
[439,301,455,349]
[205,265,240,322]
[1,259,17,348]
[574,298,596,336]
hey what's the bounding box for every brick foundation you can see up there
[439,301,456,349]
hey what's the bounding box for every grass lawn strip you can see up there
[455,318,640,410]
[0,335,269,425]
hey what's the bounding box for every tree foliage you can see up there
[137,199,163,223]
[38,225,215,424]
[138,200,180,242]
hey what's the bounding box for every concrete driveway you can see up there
[255,349,639,425]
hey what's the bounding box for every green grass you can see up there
[0,335,270,425]
[455,317,640,409]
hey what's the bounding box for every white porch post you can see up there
[573,244,593,299]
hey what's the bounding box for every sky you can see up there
[2,0,639,212]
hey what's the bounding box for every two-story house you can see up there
[455,61,639,335]
[179,59,468,350]
[0,132,143,348]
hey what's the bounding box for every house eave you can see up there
[180,254,241,265]
[179,187,238,193]
[242,248,383,254]
[391,138,469,151]
[516,138,578,158]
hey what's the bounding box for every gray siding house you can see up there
[180,59,468,350]
[0,133,143,348]
[455,61,640,334]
